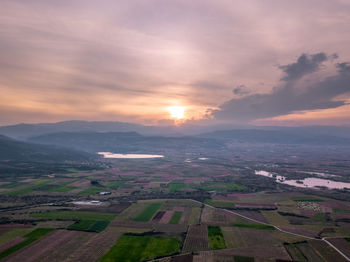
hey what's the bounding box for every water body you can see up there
[255,170,350,190]
[98,152,164,159]
[296,171,338,178]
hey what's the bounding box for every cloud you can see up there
[212,53,350,122]
[1,1,350,125]
[336,62,350,74]
[279,53,328,81]
[233,85,250,96]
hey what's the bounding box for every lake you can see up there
[255,170,350,190]
[98,152,164,159]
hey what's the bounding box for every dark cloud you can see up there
[279,53,328,81]
[212,53,350,122]
[336,62,350,74]
[233,85,250,96]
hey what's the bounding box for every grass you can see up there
[208,226,226,250]
[169,211,182,224]
[0,228,54,260]
[345,237,350,243]
[108,181,126,190]
[99,235,180,262]
[169,183,186,193]
[31,210,116,221]
[133,203,162,222]
[68,220,109,232]
[79,187,103,195]
[205,199,235,208]
[231,223,275,230]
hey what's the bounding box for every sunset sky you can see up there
[1,0,350,126]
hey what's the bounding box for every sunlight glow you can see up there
[168,106,185,119]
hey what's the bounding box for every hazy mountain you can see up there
[198,129,350,145]
[0,121,155,139]
[2,120,350,143]
[0,135,94,162]
[28,132,222,154]
[0,120,236,139]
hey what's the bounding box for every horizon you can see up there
[2,119,350,129]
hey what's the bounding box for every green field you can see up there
[99,235,180,262]
[199,181,246,191]
[169,183,186,193]
[333,208,350,213]
[79,187,103,195]
[31,210,116,221]
[169,211,182,224]
[205,199,235,208]
[48,185,77,192]
[0,228,33,245]
[6,186,38,195]
[5,179,53,195]
[133,203,162,222]
[231,223,275,230]
[311,213,327,222]
[68,220,109,232]
[284,243,307,262]
[0,228,54,259]
[208,226,226,250]
[108,181,126,189]
[234,256,254,262]
[0,182,26,189]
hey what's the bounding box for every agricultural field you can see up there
[207,226,227,250]
[182,225,209,252]
[284,240,347,262]
[205,199,235,208]
[99,234,181,262]
[168,183,186,193]
[0,228,54,260]
[168,211,182,224]
[1,147,350,262]
[30,211,116,221]
[68,220,109,232]
[133,203,163,222]
[231,223,275,230]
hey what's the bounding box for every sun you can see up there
[168,106,185,119]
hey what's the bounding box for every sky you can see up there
[1,0,350,126]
